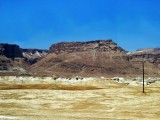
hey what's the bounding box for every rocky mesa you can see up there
[49,40,126,54]
[30,40,160,77]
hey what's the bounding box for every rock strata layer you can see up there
[49,40,126,54]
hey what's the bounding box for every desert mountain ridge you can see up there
[49,40,126,54]
[0,40,159,77]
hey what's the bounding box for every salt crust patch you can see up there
[0,115,19,119]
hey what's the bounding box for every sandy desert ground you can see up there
[0,76,160,120]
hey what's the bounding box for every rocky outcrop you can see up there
[0,56,12,71]
[22,49,48,64]
[0,44,48,75]
[49,40,126,54]
[22,49,48,54]
[0,44,23,59]
[128,48,160,64]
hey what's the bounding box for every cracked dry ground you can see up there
[0,81,160,120]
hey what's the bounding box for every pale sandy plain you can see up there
[0,76,160,120]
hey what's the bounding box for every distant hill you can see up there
[0,40,159,76]
[0,43,48,75]
[30,40,160,77]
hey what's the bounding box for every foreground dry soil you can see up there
[0,78,160,120]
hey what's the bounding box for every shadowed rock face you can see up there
[0,44,48,60]
[0,56,12,70]
[0,44,48,74]
[0,44,22,59]
[49,40,126,54]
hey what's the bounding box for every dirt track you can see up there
[0,78,160,120]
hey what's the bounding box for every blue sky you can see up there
[0,0,160,51]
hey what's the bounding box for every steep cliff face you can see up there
[0,44,23,59]
[49,40,126,54]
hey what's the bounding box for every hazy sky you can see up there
[0,0,160,51]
